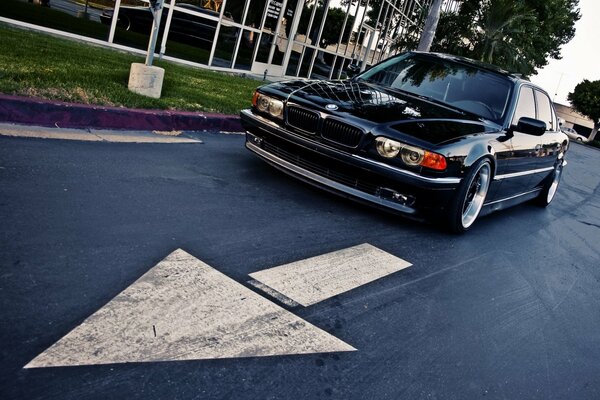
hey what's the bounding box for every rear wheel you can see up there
[446,158,492,233]
[535,162,563,207]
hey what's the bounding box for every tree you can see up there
[393,0,580,77]
[417,0,443,51]
[568,80,600,142]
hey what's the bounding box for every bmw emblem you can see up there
[325,104,339,111]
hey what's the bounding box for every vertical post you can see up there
[350,0,370,59]
[282,0,306,76]
[146,0,164,66]
[108,0,122,43]
[360,28,375,71]
[160,0,177,58]
[267,0,289,65]
[208,0,229,67]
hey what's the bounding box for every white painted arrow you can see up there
[249,243,412,307]
[25,249,355,368]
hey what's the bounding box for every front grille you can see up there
[287,106,320,134]
[321,119,363,148]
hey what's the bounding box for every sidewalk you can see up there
[0,94,244,133]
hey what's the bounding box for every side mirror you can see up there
[513,117,546,136]
[347,63,360,78]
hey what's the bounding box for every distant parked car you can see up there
[561,127,588,143]
[100,3,223,48]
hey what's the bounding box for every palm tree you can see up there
[475,0,535,71]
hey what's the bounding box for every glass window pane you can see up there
[167,7,218,50]
[285,49,302,76]
[0,0,111,41]
[163,39,210,66]
[223,0,245,23]
[535,90,554,131]
[310,51,334,79]
[234,29,258,70]
[212,26,239,68]
[512,87,536,125]
[297,47,315,78]
[245,0,268,27]
[255,33,274,63]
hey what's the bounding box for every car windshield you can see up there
[356,53,513,123]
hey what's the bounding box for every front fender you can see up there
[463,141,497,177]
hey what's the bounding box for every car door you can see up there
[494,85,541,198]
[532,89,563,188]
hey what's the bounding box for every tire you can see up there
[118,15,131,31]
[445,158,492,233]
[535,162,563,207]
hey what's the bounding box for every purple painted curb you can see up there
[0,94,244,132]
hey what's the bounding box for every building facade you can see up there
[110,0,446,80]
[3,0,459,80]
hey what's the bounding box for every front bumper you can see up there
[241,109,461,218]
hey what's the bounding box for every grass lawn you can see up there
[0,23,263,114]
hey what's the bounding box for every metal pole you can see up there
[108,0,122,43]
[267,0,289,65]
[282,0,306,76]
[145,0,164,66]
[360,28,375,71]
[351,0,370,59]
[208,0,229,67]
[159,0,177,58]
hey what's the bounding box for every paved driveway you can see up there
[1,134,599,400]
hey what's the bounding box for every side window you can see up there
[535,90,554,131]
[512,87,536,125]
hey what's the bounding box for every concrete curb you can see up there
[0,94,244,132]
[0,123,203,143]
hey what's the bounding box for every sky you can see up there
[529,0,600,105]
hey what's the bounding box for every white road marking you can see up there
[0,124,200,143]
[249,243,412,307]
[25,249,355,368]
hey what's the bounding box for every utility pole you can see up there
[417,0,443,52]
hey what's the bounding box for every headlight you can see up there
[252,91,284,120]
[268,98,284,118]
[375,137,402,158]
[374,136,447,171]
[400,145,424,166]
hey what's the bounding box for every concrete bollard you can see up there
[128,63,165,99]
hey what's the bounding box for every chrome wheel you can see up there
[546,164,562,204]
[461,162,491,229]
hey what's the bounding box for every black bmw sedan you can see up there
[240,52,568,233]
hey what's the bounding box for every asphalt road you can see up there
[1,133,599,399]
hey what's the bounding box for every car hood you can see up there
[265,79,500,145]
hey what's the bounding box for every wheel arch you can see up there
[462,142,497,178]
